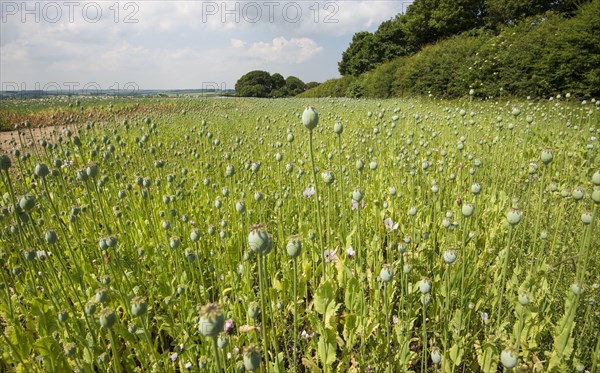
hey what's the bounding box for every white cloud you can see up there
[246,37,323,64]
[230,39,246,48]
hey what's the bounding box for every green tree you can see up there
[271,73,286,90]
[285,76,307,96]
[484,0,587,26]
[372,17,411,60]
[403,0,485,48]
[235,70,274,97]
[338,31,377,76]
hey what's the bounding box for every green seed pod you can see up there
[500,348,518,369]
[225,164,235,178]
[369,161,378,171]
[443,250,457,264]
[302,107,319,131]
[403,264,412,274]
[471,183,481,195]
[352,189,363,202]
[98,238,108,251]
[592,188,600,204]
[34,163,50,178]
[170,236,181,249]
[507,208,522,225]
[581,212,593,225]
[380,264,393,282]
[287,133,294,142]
[461,203,474,217]
[418,278,432,294]
[0,154,12,170]
[247,302,260,319]
[198,303,225,337]
[23,249,36,261]
[572,188,585,201]
[430,347,442,365]
[593,170,600,186]
[45,230,58,244]
[19,195,35,211]
[286,236,302,258]
[96,288,108,303]
[99,307,117,328]
[131,296,148,317]
[247,225,272,255]
[321,170,335,185]
[106,236,117,248]
[85,301,97,315]
[333,121,343,134]
[243,346,261,372]
[518,293,530,306]
[190,229,201,242]
[86,163,99,178]
[541,149,553,164]
[355,159,364,171]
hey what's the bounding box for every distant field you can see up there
[0,97,598,372]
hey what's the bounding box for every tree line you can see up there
[234,71,319,98]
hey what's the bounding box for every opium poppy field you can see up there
[0,96,598,372]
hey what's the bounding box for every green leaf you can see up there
[449,343,463,367]
[475,340,498,373]
[344,277,363,313]
[317,329,337,366]
[342,313,357,346]
[315,281,334,316]
[302,357,323,373]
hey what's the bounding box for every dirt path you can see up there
[0,125,66,153]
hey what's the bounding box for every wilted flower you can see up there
[323,249,336,263]
[346,247,355,258]
[383,218,399,233]
[300,330,314,339]
[303,186,315,198]
[224,319,235,335]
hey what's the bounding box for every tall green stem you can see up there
[308,130,325,278]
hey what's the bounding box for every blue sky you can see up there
[1,1,412,91]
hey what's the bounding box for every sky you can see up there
[1,1,412,92]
